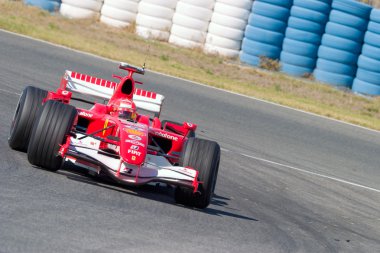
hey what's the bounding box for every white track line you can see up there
[1,29,379,134]
[221,148,380,193]
[0,88,20,96]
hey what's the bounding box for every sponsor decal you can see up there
[124,122,146,129]
[132,156,136,161]
[130,145,139,150]
[127,125,144,131]
[125,140,145,147]
[187,123,193,127]
[78,111,93,118]
[128,150,142,156]
[154,131,179,141]
[128,134,142,141]
[125,128,144,136]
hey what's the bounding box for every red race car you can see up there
[8,62,220,209]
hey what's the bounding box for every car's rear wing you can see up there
[61,70,164,115]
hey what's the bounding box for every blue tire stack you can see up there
[24,0,61,12]
[352,8,380,95]
[240,0,293,66]
[314,0,372,88]
[280,0,331,77]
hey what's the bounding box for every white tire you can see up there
[101,5,137,22]
[211,12,247,30]
[208,22,244,40]
[172,13,209,31]
[136,14,172,30]
[206,33,241,50]
[175,1,213,21]
[169,34,203,48]
[60,3,98,19]
[62,0,103,12]
[180,0,214,9]
[213,2,250,20]
[142,0,177,9]
[103,0,139,12]
[100,15,131,27]
[204,43,240,58]
[170,24,206,43]
[136,26,170,40]
[216,0,253,9]
[138,2,174,19]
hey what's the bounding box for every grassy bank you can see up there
[1,0,379,130]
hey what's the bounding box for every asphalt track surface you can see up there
[0,30,379,253]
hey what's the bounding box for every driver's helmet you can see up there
[114,99,137,121]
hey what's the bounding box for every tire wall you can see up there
[24,0,61,12]
[352,8,380,95]
[60,0,104,19]
[204,0,253,57]
[280,0,331,77]
[314,0,372,88]
[240,0,293,67]
[136,0,178,41]
[100,0,140,28]
[24,0,380,96]
[169,0,215,48]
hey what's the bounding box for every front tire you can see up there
[175,138,220,209]
[27,100,77,171]
[8,86,48,151]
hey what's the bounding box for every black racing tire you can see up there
[27,100,77,171]
[175,138,220,209]
[8,86,48,151]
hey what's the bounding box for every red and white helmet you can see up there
[112,98,137,121]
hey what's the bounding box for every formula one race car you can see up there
[8,62,220,209]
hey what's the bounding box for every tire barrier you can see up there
[60,0,103,19]
[135,0,177,41]
[24,0,61,12]
[22,0,380,96]
[280,0,331,77]
[204,0,253,58]
[314,0,372,88]
[240,0,292,66]
[100,0,139,28]
[168,0,213,48]
[352,8,380,95]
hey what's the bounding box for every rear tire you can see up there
[8,86,48,151]
[27,100,77,171]
[175,138,220,208]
